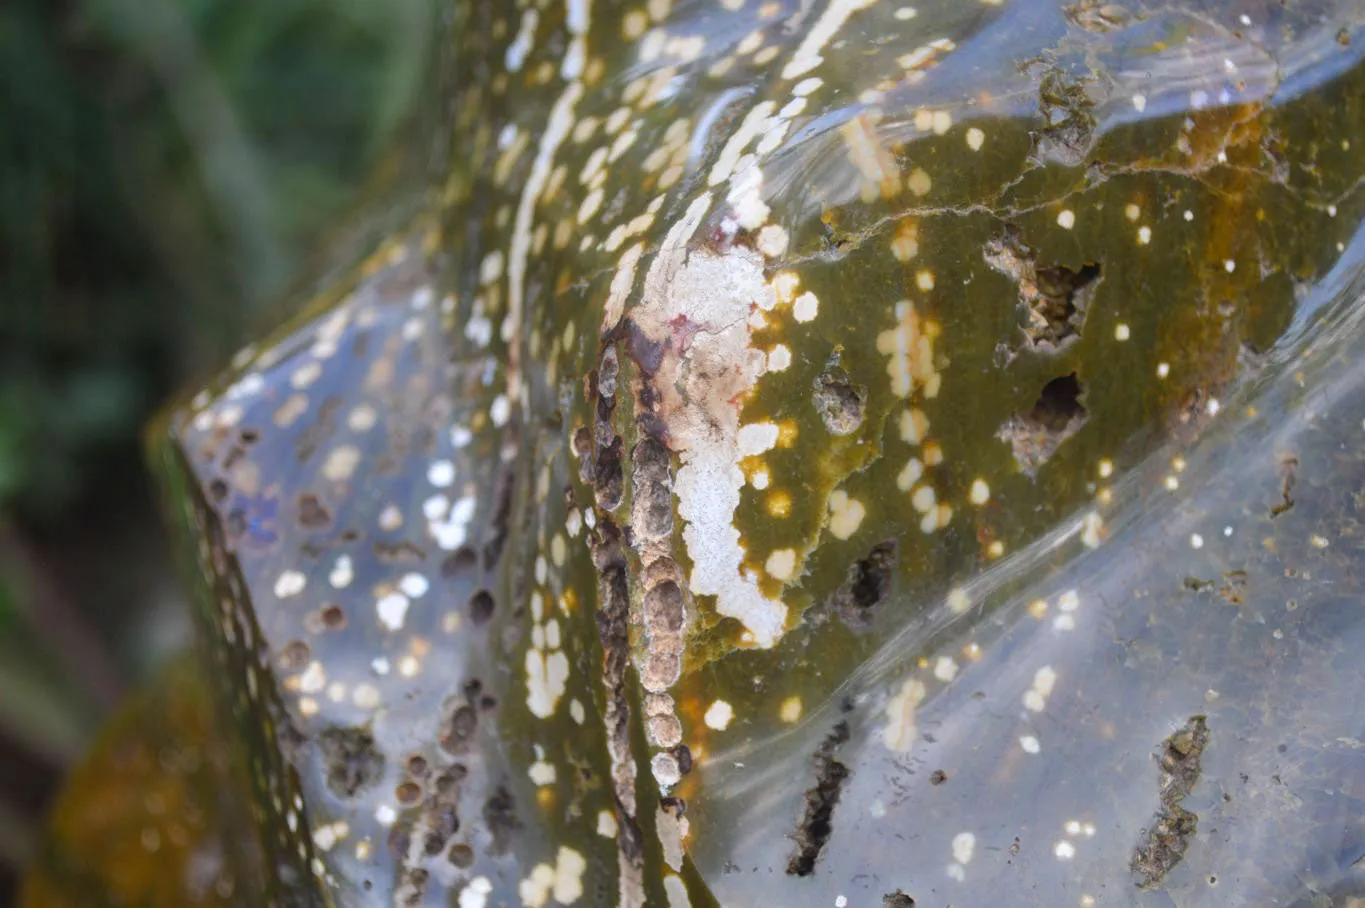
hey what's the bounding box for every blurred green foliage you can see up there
[0,0,433,521]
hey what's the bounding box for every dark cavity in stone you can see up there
[984,226,1101,352]
[482,783,520,854]
[883,892,917,908]
[826,540,898,628]
[468,589,495,625]
[997,373,1088,474]
[318,725,385,799]
[786,720,852,876]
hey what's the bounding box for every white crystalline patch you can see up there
[827,491,866,540]
[376,592,410,631]
[792,291,819,322]
[883,677,926,752]
[704,699,735,730]
[767,344,792,371]
[504,9,539,72]
[459,876,493,908]
[765,548,797,581]
[427,459,455,487]
[737,421,780,456]
[782,0,874,79]
[552,846,588,904]
[708,102,775,186]
[602,242,644,331]
[528,760,557,786]
[399,572,430,598]
[525,649,570,717]
[632,193,787,647]
[664,874,692,907]
[275,570,307,599]
[952,831,976,864]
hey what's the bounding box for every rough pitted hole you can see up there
[883,891,917,907]
[297,493,332,529]
[439,701,479,754]
[1132,715,1209,888]
[280,640,311,670]
[422,769,462,856]
[997,373,1088,475]
[984,227,1101,352]
[812,359,867,436]
[929,769,948,785]
[396,867,429,907]
[786,721,852,876]
[448,844,474,868]
[482,784,520,854]
[468,590,496,625]
[395,781,422,805]
[462,678,482,700]
[442,546,479,580]
[320,604,347,630]
[827,541,898,628]
[318,726,384,799]
[406,755,428,778]
[225,508,247,539]
[208,478,229,503]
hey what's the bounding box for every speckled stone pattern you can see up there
[115,0,1365,904]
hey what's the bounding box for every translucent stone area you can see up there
[28,0,1365,905]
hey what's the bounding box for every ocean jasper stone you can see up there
[32,0,1365,905]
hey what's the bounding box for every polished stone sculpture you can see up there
[24,0,1365,905]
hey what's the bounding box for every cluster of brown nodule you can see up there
[579,342,647,905]
[626,330,694,789]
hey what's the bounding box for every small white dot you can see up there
[1190,533,1204,549]
[1114,323,1130,341]
[274,570,307,599]
[1156,362,1170,379]
[1223,259,1236,273]
[1055,840,1076,860]
[427,460,455,487]
[1019,735,1041,754]
[1184,210,1195,221]
[1057,209,1076,229]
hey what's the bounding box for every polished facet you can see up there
[25,0,1365,905]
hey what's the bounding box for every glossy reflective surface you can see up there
[26,0,1365,905]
